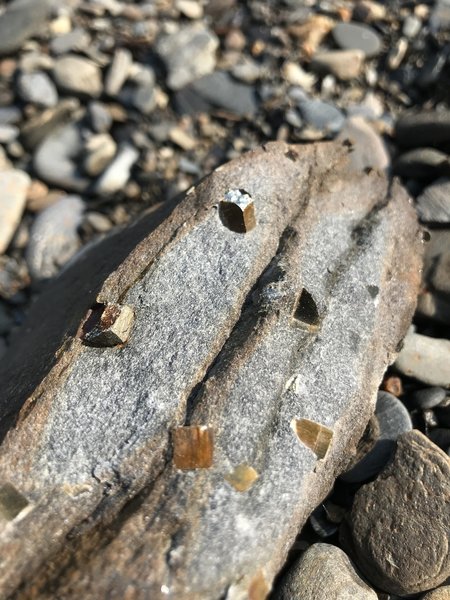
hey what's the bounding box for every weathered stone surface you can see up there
[0,142,421,598]
[275,543,378,600]
[346,430,450,596]
[423,585,450,599]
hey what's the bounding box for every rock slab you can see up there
[0,142,422,598]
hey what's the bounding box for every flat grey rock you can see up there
[0,169,30,254]
[411,387,447,409]
[105,48,133,96]
[33,122,90,192]
[26,195,85,281]
[416,178,450,223]
[0,0,50,55]
[16,71,58,108]
[347,430,450,596]
[332,22,382,57]
[0,142,422,598]
[179,70,257,116]
[156,24,219,90]
[395,329,450,388]
[274,543,378,600]
[298,98,345,136]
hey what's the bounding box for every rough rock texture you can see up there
[346,430,450,596]
[423,586,450,599]
[0,142,422,598]
[274,543,378,600]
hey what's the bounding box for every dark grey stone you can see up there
[180,71,257,116]
[298,98,345,136]
[416,178,450,223]
[348,430,450,596]
[332,22,382,57]
[393,148,450,179]
[411,387,447,409]
[0,0,50,55]
[341,391,412,483]
[88,101,112,134]
[395,111,450,149]
[49,28,90,55]
[429,428,450,451]
[0,107,21,125]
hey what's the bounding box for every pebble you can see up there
[393,148,450,179]
[50,28,91,55]
[26,195,85,280]
[297,98,345,137]
[416,178,450,223]
[341,391,412,483]
[422,586,450,600]
[423,230,450,296]
[416,291,450,326]
[0,124,18,144]
[83,134,117,177]
[395,111,450,149]
[95,143,139,195]
[274,543,377,600]
[88,101,112,133]
[178,71,257,117]
[0,146,13,171]
[411,387,447,409]
[84,212,112,233]
[16,71,58,108]
[0,169,30,254]
[53,55,102,98]
[156,24,219,90]
[105,48,133,96]
[347,430,450,595]
[428,428,450,452]
[0,255,29,299]
[34,122,90,192]
[311,49,365,81]
[403,15,422,38]
[0,106,21,125]
[352,0,387,23]
[122,65,156,114]
[281,61,316,90]
[395,330,450,388]
[175,0,204,19]
[337,116,389,172]
[20,98,80,150]
[0,0,50,55]
[332,22,382,57]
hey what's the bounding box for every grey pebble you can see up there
[341,391,412,483]
[332,22,382,57]
[88,101,112,133]
[156,24,219,90]
[0,0,50,55]
[26,195,85,281]
[416,178,450,223]
[403,15,421,38]
[17,71,58,108]
[0,107,21,125]
[0,124,19,144]
[34,122,90,192]
[178,71,257,117]
[274,543,377,600]
[120,66,156,114]
[105,48,133,96]
[50,28,91,56]
[393,148,450,179]
[95,143,139,195]
[411,387,447,409]
[0,169,30,254]
[337,116,389,172]
[297,98,345,136]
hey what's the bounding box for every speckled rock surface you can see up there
[346,430,450,596]
[274,543,378,600]
[0,142,422,598]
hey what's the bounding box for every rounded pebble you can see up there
[332,22,382,57]
[411,387,447,409]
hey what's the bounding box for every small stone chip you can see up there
[172,425,213,469]
[0,483,29,521]
[219,189,256,233]
[225,464,259,492]
[81,303,134,347]
[292,418,333,459]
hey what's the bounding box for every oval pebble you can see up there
[341,391,412,483]
[411,386,447,409]
[297,98,345,136]
[332,22,382,57]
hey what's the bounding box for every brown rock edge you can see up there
[0,141,422,598]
